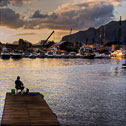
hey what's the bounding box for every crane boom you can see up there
[45,31,55,43]
[41,31,55,47]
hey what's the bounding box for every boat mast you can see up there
[103,26,106,45]
[70,28,72,35]
[118,16,122,47]
[99,28,102,49]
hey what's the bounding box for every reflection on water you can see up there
[0,58,126,126]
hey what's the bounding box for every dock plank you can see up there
[1,92,60,126]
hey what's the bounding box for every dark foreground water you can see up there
[0,58,126,126]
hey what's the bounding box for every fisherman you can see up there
[15,76,24,94]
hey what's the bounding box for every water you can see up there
[0,58,126,126]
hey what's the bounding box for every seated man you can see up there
[15,76,24,94]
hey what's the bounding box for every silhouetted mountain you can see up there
[62,20,126,44]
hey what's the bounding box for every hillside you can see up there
[62,20,126,44]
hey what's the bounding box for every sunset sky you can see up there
[0,0,126,44]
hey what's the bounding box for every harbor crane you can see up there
[41,31,55,46]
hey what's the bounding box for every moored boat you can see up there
[45,51,54,58]
[11,52,22,59]
[110,49,126,58]
[53,51,62,58]
[1,52,10,59]
[0,48,10,59]
[95,52,110,59]
[83,53,95,59]
[29,53,38,58]
[68,52,77,58]
[22,52,31,58]
[79,46,95,59]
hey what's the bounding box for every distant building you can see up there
[105,41,123,50]
[53,41,81,52]
[5,43,18,50]
[18,39,32,50]
[0,39,32,52]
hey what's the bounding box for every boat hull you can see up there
[11,55,22,59]
[83,54,95,59]
[1,55,10,59]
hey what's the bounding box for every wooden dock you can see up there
[1,92,60,126]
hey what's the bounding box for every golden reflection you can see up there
[111,57,125,60]
[0,58,73,70]
[111,66,122,76]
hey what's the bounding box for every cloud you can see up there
[75,0,123,6]
[32,10,49,18]
[10,0,32,6]
[0,8,25,28]
[1,0,121,30]
[25,1,114,30]
[0,0,10,7]
[31,10,58,19]
[0,0,123,7]
[102,0,122,6]
[0,0,31,7]
[15,33,37,36]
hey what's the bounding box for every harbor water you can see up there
[0,58,126,126]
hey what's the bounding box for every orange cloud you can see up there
[27,1,114,30]
[82,0,122,6]
[0,0,122,30]
[103,0,122,6]
[15,33,37,36]
[11,0,32,6]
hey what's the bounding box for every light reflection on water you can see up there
[0,58,126,126]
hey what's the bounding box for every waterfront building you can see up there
[105,40,123,51]
[53,41,81,52]
[18,39,32,51]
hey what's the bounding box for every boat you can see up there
[22,52,31,58]
[29,53,38,58]
[110,49,126,58]
[45,51,54,58]
[1,52,10,59]
[11,52,22,59]
[83,52,95,59]
[38,51,46,58]
[0,48,10,59]
[76,53,84,58]
[95,52,110,59]
[68,52,77,58]
[53,51,62,58]
[79,46,95,59]
[61,52,69,58]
